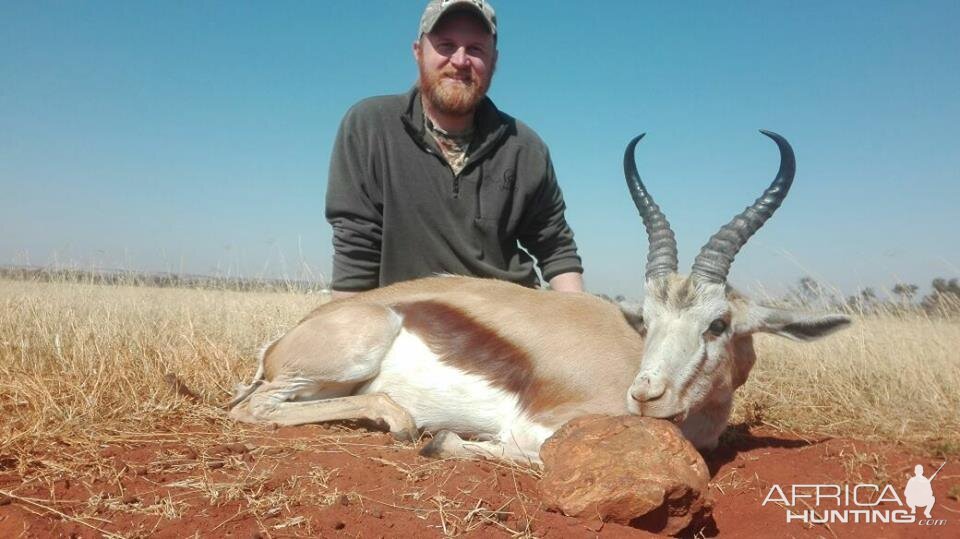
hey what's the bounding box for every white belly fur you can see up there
[358,328,553,449]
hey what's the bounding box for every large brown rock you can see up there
[539,415,712,536]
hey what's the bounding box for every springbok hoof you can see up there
[391,426,418,443]
[419,430,459,458]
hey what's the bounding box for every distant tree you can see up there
[932,278,960,296]
[923,277,960,315]
[786,276,824,307]
[846,287,880,313]
[891,283,919,303]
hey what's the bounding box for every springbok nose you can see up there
[631,375,666,403]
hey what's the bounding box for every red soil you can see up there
[1,423,957,538]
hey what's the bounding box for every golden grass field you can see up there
[2,275,957,466]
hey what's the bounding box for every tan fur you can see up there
[258,276,643,424]
[263,302,399,382]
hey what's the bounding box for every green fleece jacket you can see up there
[325,87,583,291]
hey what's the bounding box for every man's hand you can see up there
[548,272,584,293]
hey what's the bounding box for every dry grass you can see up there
[0,278,319,469]
[732,303,960,450]
[2,275,958,467]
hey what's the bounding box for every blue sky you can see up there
[2,1,958,298]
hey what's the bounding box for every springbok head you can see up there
[622,131,851,449]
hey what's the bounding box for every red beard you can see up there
[418,63,492,117]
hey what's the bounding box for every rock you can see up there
[539,415,712,536]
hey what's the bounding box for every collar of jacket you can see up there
[400,86,510,171]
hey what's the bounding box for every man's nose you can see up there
[631,375,666,403]
[449,47,471,67]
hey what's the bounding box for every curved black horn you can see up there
[690,130,796,284]
[624,134,678,280]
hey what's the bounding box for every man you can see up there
[326,0,583,298]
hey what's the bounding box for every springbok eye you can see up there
[708,319,728,336]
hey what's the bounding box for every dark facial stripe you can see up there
[677,348,706,403]
[392,300,570,414]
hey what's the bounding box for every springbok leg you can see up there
[237,391,418,441]
[419,430,542,467]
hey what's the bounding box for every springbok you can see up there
[229,131,850,465]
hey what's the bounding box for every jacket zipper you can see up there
[402,118,507,200]
[403,120,464,198]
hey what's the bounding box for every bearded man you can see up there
[326,0,584,298]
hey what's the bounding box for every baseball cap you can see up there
[419,0,497,38]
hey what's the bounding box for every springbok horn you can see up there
[624,134,678,280]
[690,130,796,284]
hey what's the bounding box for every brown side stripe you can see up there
[392,300,570,414]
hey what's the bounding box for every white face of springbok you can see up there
[619,131,851,450]
[626,275,850,448]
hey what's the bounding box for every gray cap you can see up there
[419,0,497,38]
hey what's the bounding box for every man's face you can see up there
[414,12,497,117]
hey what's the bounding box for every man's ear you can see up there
[413,39,422,62]
[739,305,852,342]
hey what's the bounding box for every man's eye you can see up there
[708,319,727,336]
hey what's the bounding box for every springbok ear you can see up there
[742,305,852,342]
[617,300,644,332]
